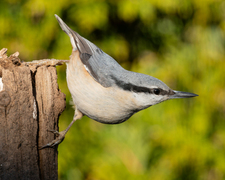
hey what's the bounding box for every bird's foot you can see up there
[39,129,67,150]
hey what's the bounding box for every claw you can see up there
[47,129,60,136]
[39,109,83,150]
[39,130,67,150]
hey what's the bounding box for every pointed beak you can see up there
[169,90,198,99]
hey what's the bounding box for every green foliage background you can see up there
[1,0,225,179]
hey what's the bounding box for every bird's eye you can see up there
[153,88,160,95]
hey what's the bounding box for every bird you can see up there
[40,14,198,149]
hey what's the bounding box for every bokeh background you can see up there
[1,0,225,179]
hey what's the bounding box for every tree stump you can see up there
[0,48,66,180]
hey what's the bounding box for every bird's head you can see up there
[127,75,198,109]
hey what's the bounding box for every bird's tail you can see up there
[54,14,93,57]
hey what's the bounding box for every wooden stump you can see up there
[0,48,66,180]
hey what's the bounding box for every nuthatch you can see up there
[40,15,198,148]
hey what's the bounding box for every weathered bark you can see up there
[0,48,66,180]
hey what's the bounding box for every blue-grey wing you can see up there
[74,33,162,89]
[55,14,159,89]
[73,32,125,87]
[55,14,126,87]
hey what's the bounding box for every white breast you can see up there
[66,51,138,124]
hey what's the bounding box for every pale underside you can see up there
[66,51,148,124]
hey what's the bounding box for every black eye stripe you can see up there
[121,83,152,93]
[113,79,174,95]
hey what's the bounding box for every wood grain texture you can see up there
[0,49,66,180]
[36,66,66,180]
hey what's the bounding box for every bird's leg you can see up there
[39,108,83,149]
